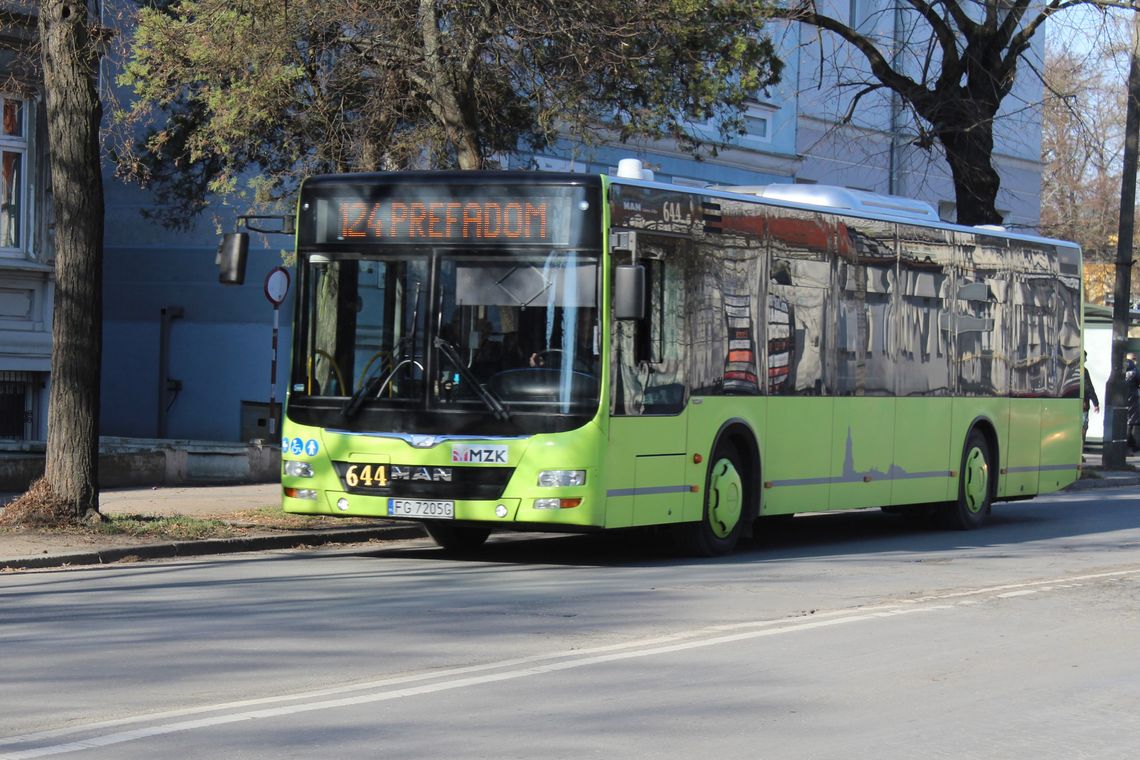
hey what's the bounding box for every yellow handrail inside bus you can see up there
[308,349,347,396]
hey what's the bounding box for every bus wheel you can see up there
[941,431,992,530]
[425,523,492,552]
[674,444,745,556]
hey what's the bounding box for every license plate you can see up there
[387,499,454,519]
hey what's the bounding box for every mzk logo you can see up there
[451,444,509,464]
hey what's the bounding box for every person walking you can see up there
[1127,353,1140,452]
[1082,352,1100,446]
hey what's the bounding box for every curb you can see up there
[1064,476,1140,492]
[0,524,427,571]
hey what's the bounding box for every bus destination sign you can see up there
[319,196,574,246]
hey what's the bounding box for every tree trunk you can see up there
[939,123,1004,227]
[39,0,105,518]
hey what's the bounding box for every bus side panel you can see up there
[680,397,767,523]
[891,397,954,506]
[607,415,689,529]
[829,397,894,510]
[1003,399,1042,498]
[951,397,1009,499]
[763,397,833,514]
[1038,398,1081,493]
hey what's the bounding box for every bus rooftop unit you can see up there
[219,164,1084,556]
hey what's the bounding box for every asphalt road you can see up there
[3,486,1140,759]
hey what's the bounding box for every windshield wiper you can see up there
[433,337,510,421]
[341,367,385,418]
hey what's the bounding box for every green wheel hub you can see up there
[962,445,989,514]
[707,457,743,538]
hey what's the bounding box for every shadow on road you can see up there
[350,488,1140,568]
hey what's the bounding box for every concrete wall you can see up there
[0,439,280,491]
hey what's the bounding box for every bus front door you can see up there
[608,237,691,529]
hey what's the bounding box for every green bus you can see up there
[222,164,1083,555]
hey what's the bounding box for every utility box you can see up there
[240,400,283,444]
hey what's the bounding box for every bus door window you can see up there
[611,238,687,415]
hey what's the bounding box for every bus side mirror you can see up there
[614,264,645,320]
[216,232,249,285]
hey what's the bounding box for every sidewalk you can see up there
[2,446,1139,572]
[0,483,426,571]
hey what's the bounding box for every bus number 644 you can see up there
[345,464,388,487]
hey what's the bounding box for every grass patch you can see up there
[96,514,238,541]
[225,506,376,530]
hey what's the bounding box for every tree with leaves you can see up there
[779,0,1138,226]
[1040,49,1125,261]
[38,0,106,521]
[116,0,782,227]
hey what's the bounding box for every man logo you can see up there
[390,466,452,482]
[451,444,508,464]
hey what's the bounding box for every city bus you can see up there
[219,162,1083,555]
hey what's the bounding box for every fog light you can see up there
[336,498,350,511]
[284,487,318,500]
[495,504,508,518]
[537,470,586,487]
[284,460,314,478]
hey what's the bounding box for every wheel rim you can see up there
[708,457,743,538]
[962,446,989,514]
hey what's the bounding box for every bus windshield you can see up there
[293,248,601,433]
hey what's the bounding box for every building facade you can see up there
[4,1,1050,444]
[0,2,52,443]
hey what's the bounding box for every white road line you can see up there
[4,567,1139,759]
[1,604,952,760]
[0,603,897,749]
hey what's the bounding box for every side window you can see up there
[0,95,27,256]
[955,233,1008,396]
[1008,242,1082,398]
[611,236,687,415]
[688,230,764,397]
[834,217,896,396]
[897,225,954,396]
[768,209,832,396]
[1056,246,1083,399]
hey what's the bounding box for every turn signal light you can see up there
[534,497,583,510]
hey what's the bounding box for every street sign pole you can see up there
[263,267,291,439]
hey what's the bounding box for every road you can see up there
[3,486,1140,759]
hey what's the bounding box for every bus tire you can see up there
[673,442,746,556]
[425,523,492,552]
[941,430,992,530]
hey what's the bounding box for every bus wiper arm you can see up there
[433,337,510,421]
[341,370,384,418]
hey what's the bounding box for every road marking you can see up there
[3,567,1139,759]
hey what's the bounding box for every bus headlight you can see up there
[537,470,586,487]
[284,460,314,478]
